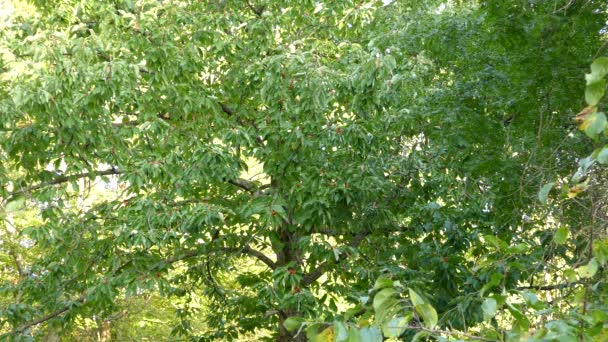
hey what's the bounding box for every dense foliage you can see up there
[0,0,607,341]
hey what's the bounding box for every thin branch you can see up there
[7,168,122,198]
[4,295,87,337]
[302,228,369,286]
[516,281,584,291]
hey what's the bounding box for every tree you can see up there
[0,0,607,341]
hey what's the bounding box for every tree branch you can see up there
[3,295,87,337]
[227,178,256,192]
[244,0,265,17]
[222,246,276,269]
[302,228,369,286]
[7,168,122,199]
[2,248,205,337]
[516,281,584,291]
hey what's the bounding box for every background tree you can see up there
[0,0,607,341]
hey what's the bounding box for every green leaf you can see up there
[585,79,606,105]
[382,316,409,338]
[373,288,397,322]
[586,57,608,85]
[482,298,497,321]
[483,235,508,251]
[576,258,599,278]
[283,317,304,332]
[580,111,607,139]
[593,240,608,265]
[415,303,438,328]
[334,321,349,342]
[373,288,396,312]
[597,146,608,164]
[564,269,578,282]
[553,227,569,245]
[538,182,554,204]
[357,327,382,342]
[412,331,430,342]
[347,328,361,342]
[480,273,503,297]
[5,196,25,213]
[408,288,426,306]
[373,276,393,290]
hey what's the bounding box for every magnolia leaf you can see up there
[597,146,608,164]
[567,184,586,199]
[373,276,393,290]
[408,288,426,306]
[315,326,334,342]
[347,328,361,342]
[482,298,498,321]
[538,182,554,204]
[373,288,398,322]
[334,321,349,342]
[575,105,597,122]
[585,79,606,105]
[415,303,438,328]
[357,327,382,342]
[586,57,608,85]
[579,111,607,139]
[412,331,430,342]
[592,240,608,265]
[382,316,409,338]
[576,258,599,278]
[283,317,304,332]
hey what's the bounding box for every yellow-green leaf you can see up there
[576,258,599,278]
[415,303,438,328]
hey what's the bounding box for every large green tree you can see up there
[1,0,607,341]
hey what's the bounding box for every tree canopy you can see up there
[0,0,607,341]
